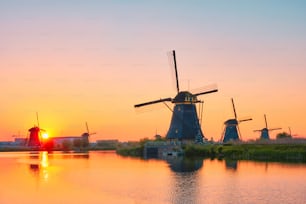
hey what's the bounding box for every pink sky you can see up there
[1,1,305,142]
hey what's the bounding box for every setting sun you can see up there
[42,133,49,140]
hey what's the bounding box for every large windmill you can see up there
[134,50,218,143]
[254,114,281,140]
[220,98,252,143]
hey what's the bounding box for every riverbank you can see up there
[116,141,306,163]
[0,145,116,152]
[2,140,306,163]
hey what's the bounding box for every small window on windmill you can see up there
[178,107,181,111]
[175,129,178,134]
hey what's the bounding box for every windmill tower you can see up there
[254,114,281,140]
[134,50,218,143]
[27,112,45,147]
[220,98,252,143]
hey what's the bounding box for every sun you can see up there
[42,133,49,140]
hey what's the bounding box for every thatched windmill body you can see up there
[134,50,218,143]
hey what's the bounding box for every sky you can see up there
[1,0,306,142]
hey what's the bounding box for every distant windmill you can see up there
[220,98,252,143]
[289,127,292,137]
[27,112,45,147]
[288,127,298,138]
[134,50,218,143]
[254,114,281,140]
[81,122,96,143]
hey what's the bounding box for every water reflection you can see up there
[1,151,306,204]
[60,151,90,159]
[29,152,40,159]
[165,156,203,172]
[29,164,39,173]
[28,151,89,182]
[28,151,49,181]
[165,156,203,203]
[225,159,238,170]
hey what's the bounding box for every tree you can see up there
[154,134,166,141]
[276,132,292,139]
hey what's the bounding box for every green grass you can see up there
[115,142,306,162]
[183,143,306,162]
[116,145,144,157]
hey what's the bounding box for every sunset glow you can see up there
[0,1,305,142]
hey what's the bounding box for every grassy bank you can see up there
[184,143,306,162]
[115,142,306,163]
[116,143,144,157]
[3,141,305,163]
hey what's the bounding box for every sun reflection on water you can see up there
[28,151,49,182]
[40,151,49,181]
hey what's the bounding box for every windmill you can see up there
[81,122,96,144]
[134,50,218,143]
[220,98,252,143]
[27,112,45,147]
[254,114,281,139]
[288,127,298,137]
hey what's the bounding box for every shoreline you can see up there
[1,140,306,163]
[116,141,306,163]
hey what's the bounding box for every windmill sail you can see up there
[194,88,218,97]
[134,97,172,108]
[134,50,218,142]
[221,98,252,143]
[254,114,281,140]
[173,50,180,93]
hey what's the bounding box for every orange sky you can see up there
[1,1,305,142]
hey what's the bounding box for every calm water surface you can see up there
[0,151,305,204]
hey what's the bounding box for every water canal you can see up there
[0,151,305,204]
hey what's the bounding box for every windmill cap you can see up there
[224,119,238,125]
[173,91,197,103]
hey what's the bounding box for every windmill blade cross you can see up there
[253,129,262,132]
[172,50,180,93]
[194,88,218,96]
[264,114,268,129]
[239,118,252,123]
[86,122,90,133]
[36,112,40,127]
[269,128,282,131]
[231,98,237,119]
[134,97,172,108]
[192,84,218,96]
[237,125,242,140]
